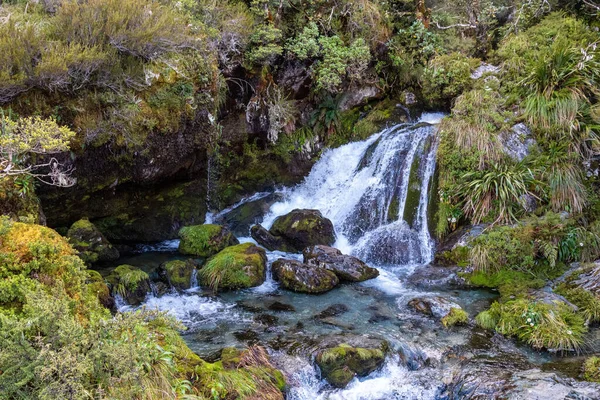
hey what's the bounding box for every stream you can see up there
[104,114,600,399]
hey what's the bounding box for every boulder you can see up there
[106,264,151,306]
[500,123,536,162]
[408,296,468,327]
[252,209,335,253]
[67,219,119,264]
[303,245,379,282]
[198,243,267,291]
[178,224,239,257]
[271,258,338,294]
[316,344,386,388]
[158,259,198,291]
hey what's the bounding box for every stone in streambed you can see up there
[316,344,386,388]
[408,296,468,327]
[178,224,239,257]
[158,259,198,291]
[251,209,336,252]
[106,264,151,306]
[67,218,119,264]
[303,245,379,282]
[198,243,267,291]
[315,304,350,319]
[272,258,338,293]
[268,301,296,312]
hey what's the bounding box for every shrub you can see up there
[421,53,480,107]
[476,298,587,351]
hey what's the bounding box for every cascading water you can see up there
[262,117,440,267]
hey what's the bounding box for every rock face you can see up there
[408,296,468,327]
[106,264,151,306]
[316,344,386,388]
[178,224,239,257]
[67,219,119,264]
[252,209,336,253]
[198,243,267,291]
[500,123,536,162]
[159,259,198,291]
[271,258,339,294]
[303,245,379,282]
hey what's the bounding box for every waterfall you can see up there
[262,114,442,267]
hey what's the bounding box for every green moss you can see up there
[555,284,600,324]
[67,218,119,264]
[583,357,600,382]
[441,307,468,327]
[198,243,266,292]
[178,224,239,257]
[403,143,423,227]
[162,260,196,291]
[107,265,150,305]
[475,299,586,351]
[316,344,386,389]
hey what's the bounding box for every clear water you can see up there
[104,114,597,399]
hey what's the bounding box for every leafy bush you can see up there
[421,52,480,107]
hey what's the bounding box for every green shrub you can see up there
[421,53,480,107]
[476,298,587,351]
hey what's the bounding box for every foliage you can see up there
[455,161,539,224]
[583,356,600,382]
[441,307,469,327]
[421,53,480,107]
[555,285,600,324]
[1,113,76,186]
[245,23,283,66]
[475,298,586,351]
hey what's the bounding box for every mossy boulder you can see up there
[252,209,336,253]
[85,270,115,311]
[583,357,600,382]
[67,218,119,264]
[158,259,198,291]
[408,296,468,327]
[106,265,151,306]
[316,344,386,388]
[303,245,379,282]
[198,243,267,291]
[178,224,239,257]
[271,258,339,294]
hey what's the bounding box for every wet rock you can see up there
[573,262,600,295]
[406,264,466,289]
[316,344,386,388]
[158,259,198,291]
[198,243,267,291]
[398,344,428,371]
[500,123,537,162]
[85,270,115,312]
[67,218,119,264]
[263,209,336,253]
[153,281,171,297]
[338,84,383,112]
[178,224,239,257]
[213,192,284,237]
[315,304,350,319]
[272,259,339,294]
[250,224,292,252]
[408,296,468,327]
[303,245,379,282]
[268,301,296,312]
[318,318,355,330]
[236,300,264,313]
[233,329,260,345]
[106,264,151,306]
[254,314,279,326]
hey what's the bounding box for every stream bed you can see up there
[99,114,600,399]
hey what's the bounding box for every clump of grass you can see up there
[441,308,468,327]
[475,299,586,352]
[583,357,600,382]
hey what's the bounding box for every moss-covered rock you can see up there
[316,344,386,388]
[178,224,239,257]
[67,218,120,264]
[198,243,267,292]
[408,296,468,327]
[106,264,151,305]
[85,270,115,311]
[271,258,339,293]
[158,259,198,291]
[195,346,285,399]
[583,356,600,382]
[303,245,379,282]
[265,209,336,252]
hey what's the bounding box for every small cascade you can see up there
[189,268,199,289]
[262,114,442,267]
